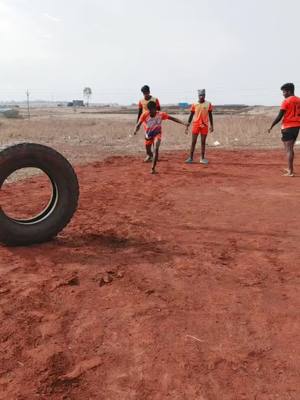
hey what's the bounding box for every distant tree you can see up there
[83,87,92,107]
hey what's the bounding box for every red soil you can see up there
[0,150,300,400]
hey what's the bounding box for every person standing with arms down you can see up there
[137,85,161,162]
[185,89,214,164]
[268,83,300,177]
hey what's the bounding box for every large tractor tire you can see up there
[0,143,79,246]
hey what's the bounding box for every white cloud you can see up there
[41,33,54,40]
[42,12,61,23]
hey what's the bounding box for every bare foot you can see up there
[283,172,294,177]
[282,168,294,177]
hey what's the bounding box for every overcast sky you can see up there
[0,0,299,105]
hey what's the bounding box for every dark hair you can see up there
[141,85,150,93]
[281,82,295,92]
[147,101,157,110]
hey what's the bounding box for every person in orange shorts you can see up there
[137,85,161,162]
[133,101,188,174]
[268,82,300,177]
[185,89,214,164]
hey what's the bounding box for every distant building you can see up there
[178,102,190,109]
[0,108,20,118]
[67,100,84,107]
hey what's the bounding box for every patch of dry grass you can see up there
[0,110,284,166]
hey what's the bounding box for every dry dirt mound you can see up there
[0,150,300,399]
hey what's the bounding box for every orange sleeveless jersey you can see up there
[138,97,161,112]
[191,101,213,128]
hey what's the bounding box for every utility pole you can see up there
[26,89,30,119]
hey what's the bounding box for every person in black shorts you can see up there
[268,83,300,176]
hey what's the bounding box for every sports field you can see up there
[0,110,300,399]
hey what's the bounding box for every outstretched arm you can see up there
[268,110,285,132]
[168,116,188,126]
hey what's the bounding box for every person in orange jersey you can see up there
[185,89,214,164]
[133,101,188,174]
[137,85,161,162]
[268,83,300,177]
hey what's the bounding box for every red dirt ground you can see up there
[0,149,300,400]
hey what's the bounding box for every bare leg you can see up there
[201,134,208,159]
[151,139,161,173]
[283,140,295,175]
[145,143,153,161]
[189,134,198,159]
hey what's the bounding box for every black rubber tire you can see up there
[0,143,79,246]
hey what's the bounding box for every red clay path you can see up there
[0,149,300,400]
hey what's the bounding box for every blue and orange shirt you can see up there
[139,111,169,139]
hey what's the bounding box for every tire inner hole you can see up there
[0,168,56,222]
